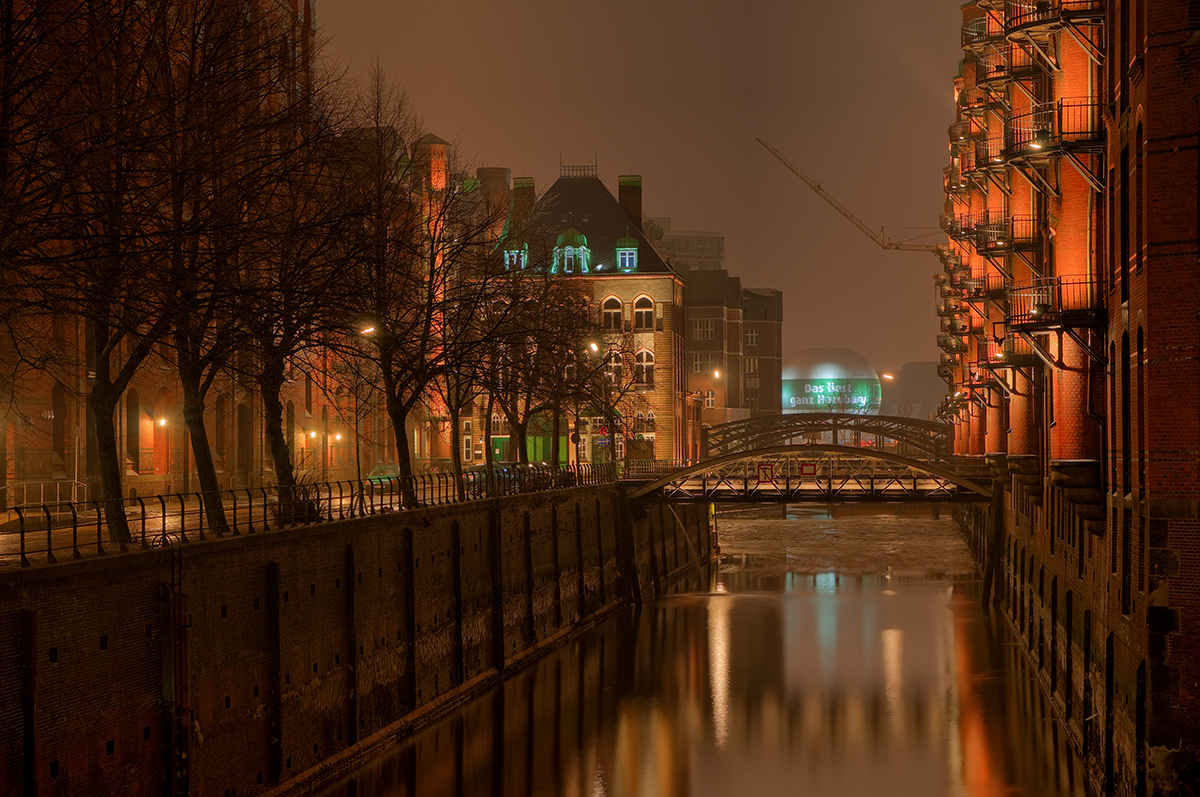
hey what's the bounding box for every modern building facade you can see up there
[938,2,1200,793]
[678,268,783,428]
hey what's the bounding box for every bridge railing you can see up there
[1,463,617,570]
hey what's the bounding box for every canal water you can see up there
[317,507,1090,797]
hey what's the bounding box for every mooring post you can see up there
[980,478,1005,609]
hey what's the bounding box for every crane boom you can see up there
[756,138,939,253]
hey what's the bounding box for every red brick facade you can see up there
[941,2,1200,793]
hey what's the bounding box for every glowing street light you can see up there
[158,418,168,427]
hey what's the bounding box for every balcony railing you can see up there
[937,299,964,317]
[941,316,971,335]
[960,274,1007,301]
[938,334,968,354]
[959,87,1004,117]
[1006,0,1105,33]
[983,334,1041,367]
[975,136,1007,169]
[962,14,1005,49]
[1006,276,1105,328]
[943,165,969,195]
[976,214,1042,253]
[1008,98,1103,155]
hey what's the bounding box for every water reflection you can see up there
[318,514,1089,797]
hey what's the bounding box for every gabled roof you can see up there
[531,176,675,275]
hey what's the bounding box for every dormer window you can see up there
[554,227,590,274]
[503,242,528,270]
[616,230,638,272]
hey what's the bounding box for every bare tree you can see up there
[339,69,506,506]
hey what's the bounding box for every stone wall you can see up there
[0,485,711,796]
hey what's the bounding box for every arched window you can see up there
[126,388,140,473]
[646,411,656,431]
[634,349,654,386]
[704,389,715,409]
[604,350,623,386]
[603,298,623,331]
[633,297,653,330]
[634,412,645,433]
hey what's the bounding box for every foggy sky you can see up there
[317,1,963,373]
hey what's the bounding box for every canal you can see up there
[316,507,1089,797]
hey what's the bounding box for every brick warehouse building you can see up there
[938,1,1200,793]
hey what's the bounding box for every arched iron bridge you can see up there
[704,412,955,463]
[626,445,992,503]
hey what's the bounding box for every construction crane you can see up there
[756,138,940,253]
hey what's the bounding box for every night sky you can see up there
[317,1,963,374]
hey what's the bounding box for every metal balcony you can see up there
[1006,276,1105,329]
[962,14,1005,50]
[982,335,1041,368]
[943,165,970,196]
[938,334,968,354]
[1007,99,1104,157]
[976,214,1042,254]
[973,136,1007,171]
[959,87,1005,118]
[960,274,1007,302]
[940,316,972,335]
[1005,0,1105,35]
[937,298,964,317]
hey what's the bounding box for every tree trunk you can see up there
[180,381,228,535]
[258,354,300,519]
[385,393,417,508]
[87,381,131,542]
[448,403,464,501]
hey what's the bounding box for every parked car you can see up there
[366,464,400,484]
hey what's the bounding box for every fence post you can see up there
[260,487,270,532]
[15,507,29,568]
[42,505,56,565]
[177,494,189,544]
[245,488,257,533]
[92,501,105,556]
[69,504,81,560]
[196,493,206,541]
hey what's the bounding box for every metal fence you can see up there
[2,463,616,569]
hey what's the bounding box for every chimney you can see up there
[618,175,642,225]
[513,176,536,224]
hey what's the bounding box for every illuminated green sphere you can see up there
[781,348,882,415]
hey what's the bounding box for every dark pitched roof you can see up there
[531,176,675,275]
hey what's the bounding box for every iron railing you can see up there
[962,14,1005,48]
[1,463,616,569]
[1006,276,1105,327]
[1006,0,1105,31]
[1008,98,1103,153]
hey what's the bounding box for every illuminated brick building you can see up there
[939,1,1200,792]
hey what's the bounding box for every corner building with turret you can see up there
[938,1,1200,793]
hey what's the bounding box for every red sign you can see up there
[756,463,775,484]
[800,463,817,477]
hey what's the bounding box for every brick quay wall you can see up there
[1,485,712,796]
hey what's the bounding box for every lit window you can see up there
[634,350,654,386]
[605,351,623,386]
[634,297,653,330]
[603,298,623,330]
[618,249,636,270]
[704,390,715,409]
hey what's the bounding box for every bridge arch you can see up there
[629,444,991,500]
[704,412,954,462]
